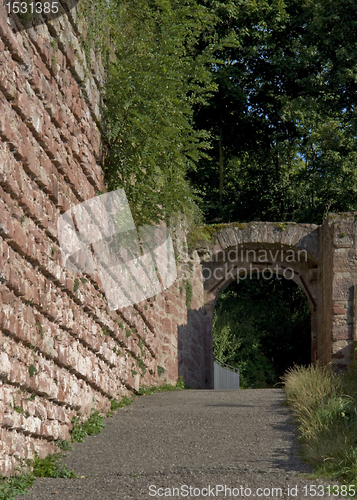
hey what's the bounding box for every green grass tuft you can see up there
[0,450,77,499]
[73,278,80,293]
[137,376,187,395]
[283,363,357,489]
[71,411,105,443]
[157,365,165,377]
[118,396,133,407]
[30,452,77,479]
[0,473,34,500]
[55,439,74,451]
[184,280,193,309]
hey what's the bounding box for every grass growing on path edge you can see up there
[0,377,187,499]
[283,364,357,488]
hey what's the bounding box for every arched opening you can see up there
[197,233,320,389]
[212,274,311,388]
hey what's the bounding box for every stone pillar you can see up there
[318,213,357,369]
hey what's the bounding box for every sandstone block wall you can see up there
[320,213,357,369]
[0,8,198,476]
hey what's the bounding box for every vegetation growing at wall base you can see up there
[283,364,357,491]
[0,473,34,500]
[0,379,187,499]
[0,453,77,500]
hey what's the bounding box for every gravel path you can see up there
[19,389,343,499]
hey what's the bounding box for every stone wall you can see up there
[0,7,197,476]
[313,213,357,369]
[322,214,357,369]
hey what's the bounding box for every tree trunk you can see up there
[219,121,224,201]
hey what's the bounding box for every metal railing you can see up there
[213,356,240,390]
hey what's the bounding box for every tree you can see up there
[103,0,219,225]
[191,0,357,225]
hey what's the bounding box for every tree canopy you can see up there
[85,0,357,226]
[191,0,357,224]
[103,0,219,225]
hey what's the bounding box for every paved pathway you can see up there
[20,389,339,499]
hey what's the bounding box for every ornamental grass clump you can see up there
[283,364,357,485]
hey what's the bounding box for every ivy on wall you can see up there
[77,0,221,226]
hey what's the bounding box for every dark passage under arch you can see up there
[212,275,311,388]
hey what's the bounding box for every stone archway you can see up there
[181,214,357,389]
[199,222,319,388]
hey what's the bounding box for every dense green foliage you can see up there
[78,0,357,225]
[79,0,357,226]
[191,0,357,224]
[213,277,311,388]
[0,474,34,500]
[71,411,105,443]
[103,0,221,224]
[30,453,77,479]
